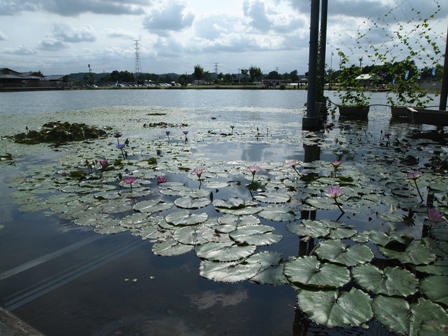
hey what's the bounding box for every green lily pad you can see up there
[195,241,255,262]
[229,225,282,246]
[165,210,208,226]
[286,220,330,238]
[213,197,261,215]
[284,256,350,288]
[353,264,418,297]
[379,240,436,266]
[327,227,357,240]
[297,288,373,328]
[152,237,194,256]
[429,224,448,241]
[373,296,448,336]
[199,260,261,283]
[417,259,448,275]
[314,240,373,267]
[173,226,216,245]
[257,206,297,222]
[254,192,290,204]
[420,275,448,306]
[174,196,211,209]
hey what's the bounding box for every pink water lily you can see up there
[193,168,203,179]
[248,165,260,183]
[407,171,422,180]
[428,208,444,225]
[288,160,301,176]
[124,177,137,191]
[99,159,108,166]
[331,160,341,168]
[325,186,344,213]
[157,176,167,184]
[325,186,343,198]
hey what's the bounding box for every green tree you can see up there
[289,70,299,83]
[249,66,262,82]
[241,69,249,84]
[193,65,204,84]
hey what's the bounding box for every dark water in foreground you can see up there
[0,89,442,335]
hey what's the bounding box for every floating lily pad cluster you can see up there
[11,121,109,144]
[4,113,448,335]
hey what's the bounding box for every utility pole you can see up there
[134,40,142,81]
[214,63,219,79]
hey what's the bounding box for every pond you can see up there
[0,89,447,336]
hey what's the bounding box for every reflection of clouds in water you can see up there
[188,288,248,310]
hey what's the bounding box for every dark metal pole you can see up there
[319,0,328,96]
[439,27,448,111]
[303,0,320,130]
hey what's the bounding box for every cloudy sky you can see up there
[0,0,446,76]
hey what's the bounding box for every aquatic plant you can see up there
[407,171,424,202]
[124,177,137,191]
[427,208,445,226]
[330,160,341,177]
[288,160,301,176]
[325,186,344,213]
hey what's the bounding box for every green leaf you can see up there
[173,226,216,245]
[165,210,208,226]
[174,196,211,209]
[373,296,448,336]
[297,288,373,328]
[286,220,330,238]
[230,225,283,246]
[284,256,350,288]
[152,237,194,256]
[257,206,297,222]
[314,240,373,267]
[199,260,261,283]
[420,275,448,306]
[353,264,418,297]
[195,241,256,262]
[379,240,436,265]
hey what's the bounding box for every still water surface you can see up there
[0,89,430,335]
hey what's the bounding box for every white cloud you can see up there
[143,1,195,36]
[0,30,7,40]
[4,44,36,54]
[38,35,70,50]
[51,22,97,42]
[104,28,137,39]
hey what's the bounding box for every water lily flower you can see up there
[157,176,167,184]
[193,168,203,179]
[331,160,342,177]
[325,186,344,213]
[183,130,188,141]
[427,208,444,225]
[99,159,108,166]
[230,125,235,134]
[325,186,343,198]
[407,171,423,202]
[248,165,260,182]
[406,171,422,180]
[124,176,137,191]
[288,160,301,176]
[116,143,125,149]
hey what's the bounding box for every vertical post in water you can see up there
[439,27,448,111]
[303,0,320,130]
[319,0,328,96]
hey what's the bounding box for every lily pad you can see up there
[199,260,261,283]
[165,210,208,226]
[286,220,330,238]
[195,241,256,262]
[174,196,211,209]
[152,237,194,256]
[254,192,290,204]
[257,206,297,222]
[314,240,373,267]
[373,296,448,336]
[229,225,282,246]
[173,226,216,245]
[379,240,436,266]
[352,264,418,297]
[420,275,448,306]
[297,288,373,328]
[284,255,350,288]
